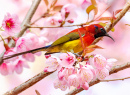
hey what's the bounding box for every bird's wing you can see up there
[51,32,84,46]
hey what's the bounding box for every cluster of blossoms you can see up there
[44,53,117,91]
[0,13,49,75]
[0,3,78,75]
[0,2,117,92]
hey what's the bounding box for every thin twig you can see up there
[28,22,87,28]
[66,62,130,95]
[101,77,130,82]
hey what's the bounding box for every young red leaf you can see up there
[98,17,112,21]
[84,45,104,54]
[91,0,97,5]
[125,24,130,26]
[35,90,41,95]
[44,0,49,6]
[91,0,98,15]
[115,9,122,15]
[50,0,58,8]
[53,5,63,12]
[86,5,96,14]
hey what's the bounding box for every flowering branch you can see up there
[3,62,130,95]
[66,62,130,95]
[4,71,55,95]
[0,0,41,64]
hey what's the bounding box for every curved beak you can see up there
[105,33,115,41]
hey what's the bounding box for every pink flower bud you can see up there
[67,19,74,23]
[45,55,51,59]
[82,82,89,90]
[58,19,63,23]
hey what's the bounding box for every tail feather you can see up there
[3,45,50,60]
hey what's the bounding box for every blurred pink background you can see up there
[0,0,130,95]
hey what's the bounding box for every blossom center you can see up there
[5,18,14,29]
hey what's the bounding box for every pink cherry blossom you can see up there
[40,28,69,42]
[59,52,76,68]
[44,56,62,72]
[16,37,31,52]
[0,62,15,75]
[81,0,91,9]
[61,4,77,20]
[54,79,68,91]
[106,58,117,70]
[14,58,29,74]
[93,54,107,69]
[59,67,75,81]
[0,63,9,75]
[96,68,109,80]
[2,13,21,36]
[38,36,49,48]
[58,68,66,80]
[43,16,61,26]
[68,74,80,88]
[3,48,19,63]
[79,66,93,83]
[22,53,35,62]
[85,64,97,80]
[24,32,40,50]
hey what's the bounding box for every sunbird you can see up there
[30,24,114,54]
[4,24,114,60]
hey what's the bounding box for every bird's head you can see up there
[86,24,114,41]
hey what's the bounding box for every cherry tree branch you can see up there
[66,62,130,95]
[4,71,55,95]
[3,62,130,95]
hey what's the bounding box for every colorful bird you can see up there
[30,24,114,54]
[4,24,114,60]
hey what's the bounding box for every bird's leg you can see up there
[70,50,85,62]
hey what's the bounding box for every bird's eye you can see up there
[100,28,106,34]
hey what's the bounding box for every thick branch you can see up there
[3,62,130,95]
[4,71,55,95]
[66,62,130,95]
